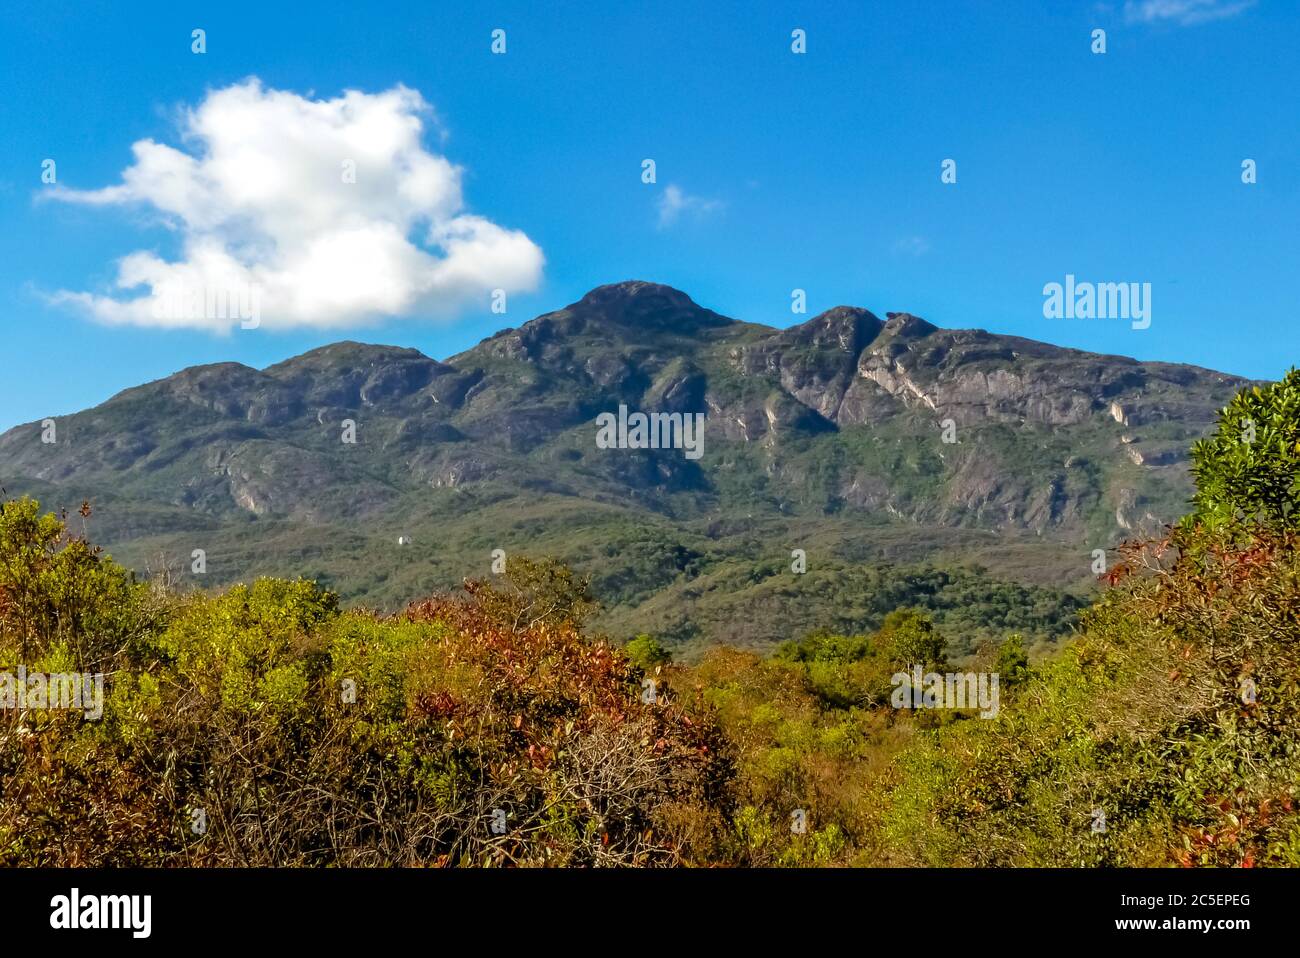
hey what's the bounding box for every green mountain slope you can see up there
[0,281,1252,654]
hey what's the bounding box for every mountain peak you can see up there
[265,341,431,372]
[779,306,885,353]
[564,281,734,332]
[881,312,938,339]
[578,280,696,308]
[819,306,882,322]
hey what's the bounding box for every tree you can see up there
[774,629,871,664]
[624,633,671,669]
[0,496,152,670]
[459,555,599,632]
[1188,368,1300,532]
[878,608,945,669]
[994,633,1030,687]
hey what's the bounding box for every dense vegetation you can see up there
[3,371,1299,866]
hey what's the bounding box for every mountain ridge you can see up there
[19,280,1242,430]
[0,280,1257,651]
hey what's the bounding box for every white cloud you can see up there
[45,79,544,331]
[1123,0,1255,25]
[656,184,722,228]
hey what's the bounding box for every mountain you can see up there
[0,281,1251,655]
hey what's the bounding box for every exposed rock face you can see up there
[739,305,884,420]
[0,281,1253,541]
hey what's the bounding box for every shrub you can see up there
[0,503,732,867]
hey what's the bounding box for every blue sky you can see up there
[1,0,1296,431]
